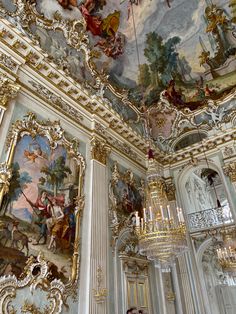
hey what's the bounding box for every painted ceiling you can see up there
[1,0,236,152]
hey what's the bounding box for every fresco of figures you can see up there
[109,162,144,227]
[33,0,236,110]
[1,0,236,115]
[0,126,83,283]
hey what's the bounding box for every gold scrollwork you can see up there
[0,253,65,314]
[93,266,108,304]
[90,136,110,165]
[109,162,145,247]
[0,112,86,309]
[0,162,12,207]
[223,162,236,182]
[165,180,176,202]
[0,73,20,109]
[21,299,50,314]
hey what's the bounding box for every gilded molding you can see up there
[0,20,151,163]
[0,253,65,314]
[109,162,145,247]
[90,137,110,165]
[92,266,108,304]
[0,162,12,207]
[29,80,84,123]
[165,180,176,202]
[223,162,236,182]
[0,52,18,73]
[0,1,236,157]
[0,73,20,109]
[1,112,86,304]
[94,121,141,162]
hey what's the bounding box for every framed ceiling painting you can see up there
[0,112,85,313]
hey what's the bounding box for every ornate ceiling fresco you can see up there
[1,0,236,152]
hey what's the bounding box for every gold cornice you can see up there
[16,82,147,170]
[17,80,87,129]
[0,22,151,156]
[163,129,236,166]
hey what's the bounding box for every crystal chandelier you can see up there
[217,227,236,273]
[217,246,236,273]
[134,150,188,268]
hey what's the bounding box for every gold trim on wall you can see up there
[0,72,20,110]
[90,136,111,165]
[0,112,86,309]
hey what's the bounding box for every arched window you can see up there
[174,132,207,151]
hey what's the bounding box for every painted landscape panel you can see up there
[0,134,79,282]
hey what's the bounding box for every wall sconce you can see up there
[93,266,108,304]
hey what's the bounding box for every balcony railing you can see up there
[187,206,234,233]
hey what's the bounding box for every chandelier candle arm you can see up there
[149,206,153,221]
[167,205,171,220]
[143,207,147,222]
[160,205,164,220]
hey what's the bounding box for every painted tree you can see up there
[1,162,32,215]
[40,156,72,196]
[144,32,165,86]
[138,64,151,88]
[161,36,181,84]
[144,32,181,86]
[178,56,192,81]
[229,0,236,23]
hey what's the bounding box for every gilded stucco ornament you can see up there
[95,122,139,161]
[0,253,65,314]
[29,81,84,123]
[223,162,236,182]
[1,112,86,309]
[0,74,20,109]
[92,266,108,304]
[165,180,176,202]
[0,53,18,73]
[1,0,236,150]
[109,162,144,249]
[0,162,12,206]
[21,299,51,314]
[90,137,110,165]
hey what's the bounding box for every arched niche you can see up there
[177,162,230,216]
[173,131,207,151]
[196,238,236,314]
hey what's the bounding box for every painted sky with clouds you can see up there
[108,0,230,81]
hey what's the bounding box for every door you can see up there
[127,275,150,313]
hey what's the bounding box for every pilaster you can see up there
[89,136,111,313]
[223,161,236,219]
[0,72,20,125]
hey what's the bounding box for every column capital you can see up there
[223,162,236,182]
[90,136,111,165]
[0,73,20,109]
